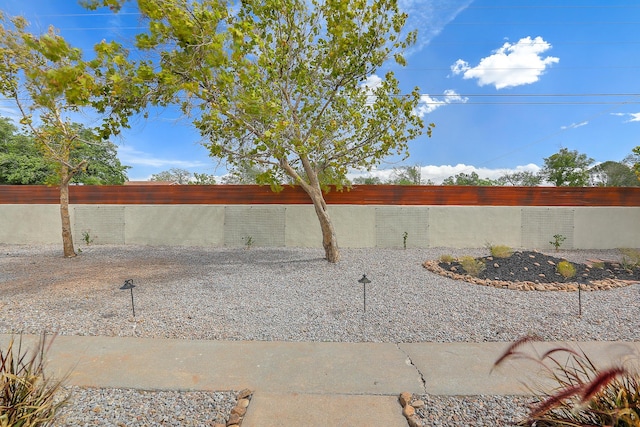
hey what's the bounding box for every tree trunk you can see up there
[59,168,76,258]
[306,187,340,263]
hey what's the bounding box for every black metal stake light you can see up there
[120,279,136,317]
[358,274,371,313]
[578,283,582,317]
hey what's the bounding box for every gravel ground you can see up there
[413,394,534,426]
[55,387,237,426]
[1,244,638,426]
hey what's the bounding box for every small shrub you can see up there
[439,254,455,263]
[1,334,69,426]
[81,230,93,245]
[459,256,486,277]
[494,336,640,427]
[402,231,408,250]
[243,236,254,249]
[619,248,640,271]
[557,260,577,279]
[591,261,605,269]
[549,234,566,252]
[489,244,513,259]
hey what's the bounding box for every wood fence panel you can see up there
[0,185,638,206]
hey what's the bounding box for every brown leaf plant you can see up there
[493,335,640,426]
[1,334,69,427]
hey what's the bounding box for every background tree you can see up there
[589,161,638,187]
[442,171,496,186]
[191,172,217,185]
[623,146,640,182]
[0,118,129,185]
[149,168,217,184]
[90,0,430,262]
[0,14,145,257]
[540,148,594,186]
[222,161,266,184]
[389,164,422,185]
[150,168,192,184]
[0,117,52,184]
[352,175,383,185]
[496,171,542,186]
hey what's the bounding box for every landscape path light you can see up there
[358,274,371,313]
[120,279,136,317]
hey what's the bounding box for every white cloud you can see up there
[399,0,474,54]
[560,121,588,130]
[612,112,640,123]
[415,90,468,117]
[349,163,541,185]
[451,36,559,89]
[118,145,207,168]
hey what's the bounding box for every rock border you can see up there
[399,392,424,427]
[213,388,253,427]
[422,260,637,292]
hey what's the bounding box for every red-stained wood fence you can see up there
[1,185,639,206]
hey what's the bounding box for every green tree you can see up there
[0,117,52,184]
[87,0,430,262]
[389,164,422,185]
[589,161,638,187]
[352,175,383,185]
[442,171,496,186]
[496,171,542,186]
[150,168,193,184]
[222,161,266,184]
[0,14,145,257]
[191,172,217,185]
[623,146,640,182]
[540,148,594,186]
[0,118,129,185]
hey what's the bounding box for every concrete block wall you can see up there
[1,204,638,250]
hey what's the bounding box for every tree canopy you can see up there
[589,161,638,187]
[149,168,217,184]
[540,148,594,186]
[87,0,431,262]
[0,117,129,185]
[0,12,145,256]
[442,171,497,186]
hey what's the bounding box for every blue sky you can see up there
[1,1,639,182]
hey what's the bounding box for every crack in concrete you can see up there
[396,343,427,394]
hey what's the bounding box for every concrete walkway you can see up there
[1,335,638,426]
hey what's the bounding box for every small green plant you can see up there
[0,334,69,426]
[439,254,455,263]
[556,260,577,279]
[402,231,408,250]
[591,261,605,269]
[489,244,513,259]
[494,336,640,427]
[459,255,486,277]
[549,234,566,252]
[81,230,93,245]
[243,236,254,249]
[619,248,640,271]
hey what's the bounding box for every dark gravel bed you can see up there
[439,250,640,285]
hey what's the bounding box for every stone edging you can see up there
[399,392,424,427]
[422,260,637,292]
[214,388,253,427]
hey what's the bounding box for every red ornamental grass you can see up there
[494,336,640,427]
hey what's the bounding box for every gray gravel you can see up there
[55,387,237,426]
[1,244,638,426]
[413,394,534,426]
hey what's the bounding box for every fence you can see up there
[1,185,638,249]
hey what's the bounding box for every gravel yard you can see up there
[1,244,638,426]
